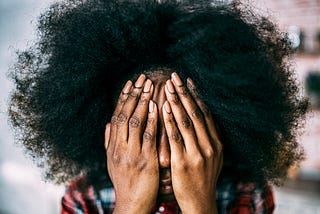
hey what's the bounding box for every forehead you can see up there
[143,68,173,108]
[144,68,173,84]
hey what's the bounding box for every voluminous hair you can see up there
[8,0,308,185]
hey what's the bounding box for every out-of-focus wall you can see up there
[252,0,320,181]
[250,1,320,213]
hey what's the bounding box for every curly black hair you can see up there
[8,0,308,186]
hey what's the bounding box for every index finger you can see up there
[108,80,132,153]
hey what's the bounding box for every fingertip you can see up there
[171,72,183,86]
[143,79,153,93]
[186,77,195,90]
[122,80,133,94]
[134,74,146,88]
[163,101,172,114]
[166,79,175,93]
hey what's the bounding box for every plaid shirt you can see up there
[61,176,274,214]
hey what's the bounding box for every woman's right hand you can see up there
[105,74,159,214]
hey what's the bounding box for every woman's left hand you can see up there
[163,73,223,214]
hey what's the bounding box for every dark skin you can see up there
[105,71,223,214]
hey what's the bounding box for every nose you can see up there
[158,123,171,168]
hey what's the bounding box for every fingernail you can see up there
[187,78,195,90]
[172,72,183,86]
[149,100,154,113]
[123,80,132,93]
[164,101,171,113]
[135,74,146,88]
[143,79,152,93]
[166,80,175,93]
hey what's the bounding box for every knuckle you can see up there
[111,153,122,165]
[111,115,118,125]
[181,117,192,129]
[143,131,154,143]
[136,161,147,171]
[200,103,210,116]
[117,113,128,123]
[204,147,214,158]
[129,88,139,100]
[170,132,182,144]
[193,155,205,167]
[169,94,179,104]
[118,96,127,105]
[126,157,147,171]
[175,160,188,171]
[125,159,135,169]
[187,83,199,98]
[164,117,174,124]
[139,94,149,105]
[192,88,200,98]
[147,118,155,125]
[191,109,202,119]
[129,116,140,128]
[178,86,188,97]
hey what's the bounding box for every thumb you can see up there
[104,123,111,150]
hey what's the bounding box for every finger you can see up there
[109,80,132,152]
[187,78,222,149]
[112,80,133,118]
[105,123,111,150]
[128,79,154,151]
[116,74,146,142]
[165,80,199,154]
[162,101,184,159]
[141,100,158,156]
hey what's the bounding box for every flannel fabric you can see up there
[61,176,274,214]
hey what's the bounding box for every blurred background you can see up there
[250,1,320,213]
[0,1,64,214]
[0,0,319,213]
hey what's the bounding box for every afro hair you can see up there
[8,0,308,185]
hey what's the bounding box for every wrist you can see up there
[113,197,155,214]
[180,198,218,214]
[113,204,152,214]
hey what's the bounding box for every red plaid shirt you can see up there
[61,176,274,214]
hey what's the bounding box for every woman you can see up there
[8,0,308,213]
